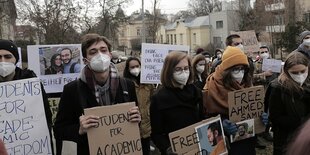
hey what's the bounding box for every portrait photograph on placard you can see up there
[39,46,81,75]
[28,44,82,93]
[230,119,255,143]
[195,117,227,155]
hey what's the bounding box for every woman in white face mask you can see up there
[268,51,310,155]
[192,54,208,89]
[150,51,204,155]
[123,57,155,155]
[203,46,255,155]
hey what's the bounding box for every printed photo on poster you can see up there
[195,118,227,155]
[230,119,255,143]
[39,46,81,75]
[28,44,83,93]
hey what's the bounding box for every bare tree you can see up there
[16,0,81,44]
[188,0,221,16]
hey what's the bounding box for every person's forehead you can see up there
[232,37,242,42]
[61,49,71,54]
[0,49,13,55]
[260,47,269,51]
[89,41,108,49]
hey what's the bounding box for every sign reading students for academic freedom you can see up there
[228,86,265,133]
[84,102,142,155]
[140,43,190,84]
[0,78,52,155]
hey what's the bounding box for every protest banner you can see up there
[168,116,221,154]
[140,43,190,84]
[230,30,259,54]
[27,44,83,93]
[48,97,60,125]
[228,86,265,133]
[84,102,142,155]
[262,58,282,73]
[0,78,52,154]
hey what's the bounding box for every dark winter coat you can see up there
[269,79,310,155]
[53,78,137,155]
[150,84,204,155]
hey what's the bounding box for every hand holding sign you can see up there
[128,106,141,123]
[79,115,99,135]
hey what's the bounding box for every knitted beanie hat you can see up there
[0,40,19,64]
[299,31,310,43]
[221,46,249,70]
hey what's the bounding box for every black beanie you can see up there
[0,40,19,64]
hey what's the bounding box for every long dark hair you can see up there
[279,51,310,94]
[50,53,63,73]
[192,54,208,82]
[123,57,141,84]
[222,65,252,90]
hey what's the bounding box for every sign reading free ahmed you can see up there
[140,43,190,84]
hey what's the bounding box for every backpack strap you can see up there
[119,78,130,102]
[70,62,78,73]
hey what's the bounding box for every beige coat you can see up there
[135,83,154,138]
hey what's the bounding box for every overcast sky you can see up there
[124,0,189,15]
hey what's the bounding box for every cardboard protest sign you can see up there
[262,58,282,73]
[228,86,265,133]
[48,97,60,125]
[140,43,190,84]
[168,116,221,154]
[84,102,142,155]
[231,30,259,54]
[195,117,227,155]
[0,78,52,154]
[27,44,83,93]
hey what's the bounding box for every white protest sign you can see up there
[0,78,52,154]
[141,43,190,84]
[27,44,84,93]
[16,47,22,68]
[262,58,282,73]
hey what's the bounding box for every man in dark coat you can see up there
[53,33,141,155]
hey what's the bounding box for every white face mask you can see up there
[303,39,310,46]
[0,62,16,77]
[196,65,205,74]
[236,44,244,51]
[205,58,210,63]
[231,70,245,83]
[217,54,222,59]
[89,53,111,72]
[260,53,269,59]
[289,72,308,86]
[173,71,190,86]
[130,67,140,77]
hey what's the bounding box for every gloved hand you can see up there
[222,119,238,135]
[261,112,269,126]
[166,146,178,155]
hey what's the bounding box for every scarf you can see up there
[203,64,245,118]
[80,63,120,105]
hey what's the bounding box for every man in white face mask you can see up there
[296,31,310,59]
[54,33,141,155]
[0,40,53,153]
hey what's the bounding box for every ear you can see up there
[214,130,219,137]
